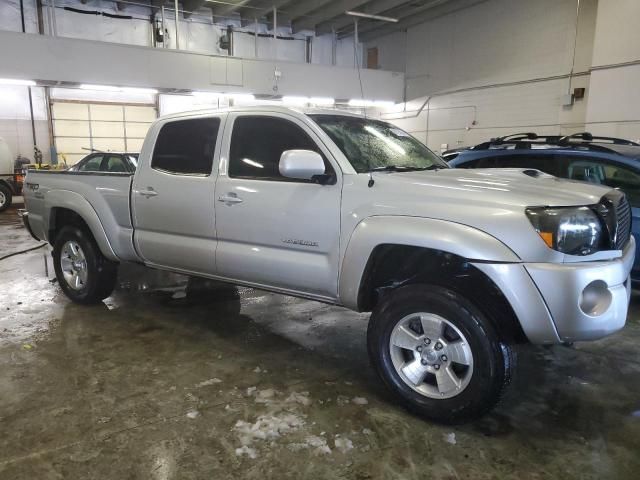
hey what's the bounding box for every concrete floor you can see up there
[1,204,640,480]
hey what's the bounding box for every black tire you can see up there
[0,183,12,213]
[367,284,515,424]
[53,226,118,304]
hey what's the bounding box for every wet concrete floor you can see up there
[1,204,640,479]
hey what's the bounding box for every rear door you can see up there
[213,112,342,299]
[132,114,225,275]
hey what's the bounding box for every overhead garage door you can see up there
[51,101,156,165]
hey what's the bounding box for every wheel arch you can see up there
[339,217,526,344]
[45,191,118,261]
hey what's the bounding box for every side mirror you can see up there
[279,150,325,181]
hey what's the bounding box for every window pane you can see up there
[566,157,640,207]
[104,155,129,173]
[78,155,103,172]
[477,154,558,175]
[151,118,220,175]
[229,116,323,181]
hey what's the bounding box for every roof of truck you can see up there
[158,105,365,122]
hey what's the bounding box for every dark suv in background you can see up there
[448,132,640,281]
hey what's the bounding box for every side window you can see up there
[457,158,481,168]
[104,155,129,173]
[78,155,103,172]
[476,154,559,175]
[77,155,104,172]
[229,116,330,181]
[566,157,640,207]
[151,117,220,175]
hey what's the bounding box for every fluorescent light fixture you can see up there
[228,93,255,102]
[79,84,121,91]
[345,11,398,23]
[121,87,158,95]
[192,91,223,99]
[0,78,36,86]
[282,96,309,106]
[348,99,374,107]
[310,97,335,106]
[348,99,395,108]
[373,100,395,108]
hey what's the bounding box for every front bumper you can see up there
[473,237,635,344]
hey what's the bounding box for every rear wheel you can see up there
[0,184,12,212]
[53,226,118,304]
[367,284,514,424]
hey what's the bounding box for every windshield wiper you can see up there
[370,165,432,172]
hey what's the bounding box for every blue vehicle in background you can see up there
[447,132,640,281]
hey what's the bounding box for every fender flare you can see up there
[44,190,118,261]
[338,216,520,310]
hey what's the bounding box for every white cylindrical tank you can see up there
[0,137,13,175]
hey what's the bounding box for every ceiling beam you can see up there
[359,0,487,41]
[291,0,370,33]
[270,0,335,25]
[183,0,209,18]
[315,0,410,35]
[208,0,252,19]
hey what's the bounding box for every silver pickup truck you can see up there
[23,106,634,423]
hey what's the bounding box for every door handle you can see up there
[218,193,243,205]
[138,187,158,198]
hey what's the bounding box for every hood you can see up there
[380,168,609,208]
[343,168,615,262]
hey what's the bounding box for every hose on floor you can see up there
[0,243,47,262]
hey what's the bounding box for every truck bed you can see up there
[23,170,138,262]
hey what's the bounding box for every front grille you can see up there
[615,195,632,249]
[598,191,631,250]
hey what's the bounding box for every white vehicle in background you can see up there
[22,107,635,423]
[0,137,24,212]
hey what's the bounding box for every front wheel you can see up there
[0,183,12,212]
[367,284,515,424]
[53,226,118,304]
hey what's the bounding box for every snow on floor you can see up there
[231,388,368,459]
[195,378,222,388]
[334,436,354,453]
[288,435,332,455]
[285,391,312,406]
[234,413,306,447]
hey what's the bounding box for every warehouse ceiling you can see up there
[148,0,475,41]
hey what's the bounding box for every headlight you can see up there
[525,206,604,255]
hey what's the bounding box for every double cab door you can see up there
[132,114,224,275]
[132,111,342,300]
[214,112,342,300]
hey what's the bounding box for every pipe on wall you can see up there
[174,0,180,49]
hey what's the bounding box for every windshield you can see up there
[310,114,447,173]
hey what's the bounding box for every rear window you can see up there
[151,118,220,175]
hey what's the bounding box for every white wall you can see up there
[0,0,359,67]
[585,0,640,142]
[366,0,600,150]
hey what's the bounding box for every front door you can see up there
[132,114,224,275]
[214,112,342,300]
